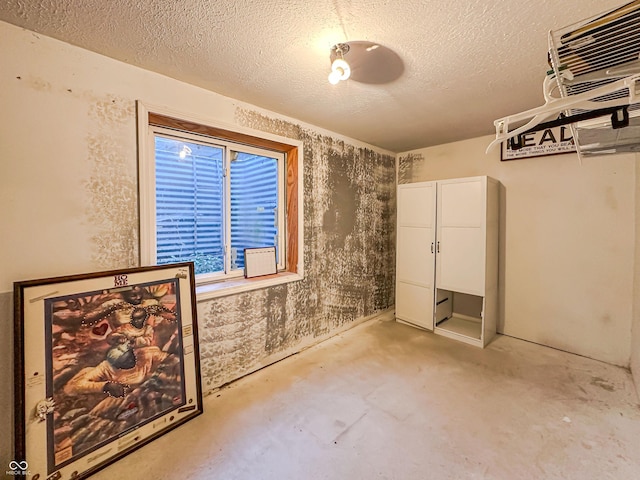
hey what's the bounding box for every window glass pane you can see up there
[155,136,224,275]
[230,152,279,270]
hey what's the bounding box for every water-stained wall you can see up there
[197,110,396,388]
[0,21,396,462]
[85,96,139,268]
[397,136,635,368]
[398,152,427,185]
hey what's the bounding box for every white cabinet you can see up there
[395,176,499,347]
[396,182,436,330]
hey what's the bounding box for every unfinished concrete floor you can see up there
[94,314,640,480]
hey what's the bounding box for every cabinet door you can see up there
[396,182,436,330]
[436,178,486,295]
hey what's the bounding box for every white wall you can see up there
[398,136,635,367]
[0,20,397,466]
[633,156,640,400]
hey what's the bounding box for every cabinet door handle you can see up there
[437,241,440,253]
[431,242,434,253]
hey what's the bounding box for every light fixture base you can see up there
[331,43,350,57]
[328,43,352,84]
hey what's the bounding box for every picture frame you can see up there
[14,262,203,480]
[500,125,576,161]
[244,246,278,278]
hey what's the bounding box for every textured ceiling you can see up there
[0,0,627,152]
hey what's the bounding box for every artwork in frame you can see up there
[14,262,203,480]
[500,125,576,161]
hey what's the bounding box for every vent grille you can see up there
[549,1,640,155]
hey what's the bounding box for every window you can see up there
[153,131,284,279]
[138,104,302,295]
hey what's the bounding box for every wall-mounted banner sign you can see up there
[501,125,575,161]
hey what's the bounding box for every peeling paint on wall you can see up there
[89,96,132,125]
[398,152,426,184]
[84,96,138,269]
[236,110,305,140]
[323,151,358,248]
[191,109,397,388]
[265,285,290,354]
[198,290,270,388]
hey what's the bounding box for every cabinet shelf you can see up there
[436,315,482,339]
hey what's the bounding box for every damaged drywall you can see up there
[198,290,272,390]
[84,96,138,269]
[0,23,400,465]
[191,109,397,388]
[397,152,427,184]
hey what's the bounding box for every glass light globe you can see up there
[331,58,351,80]
[328,70,341,85]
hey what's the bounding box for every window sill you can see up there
[195,271,303,302]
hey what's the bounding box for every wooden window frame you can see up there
[137,102,304,301]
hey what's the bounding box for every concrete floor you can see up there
[94,314,640,480]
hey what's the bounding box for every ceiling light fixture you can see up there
[328,43,351,85]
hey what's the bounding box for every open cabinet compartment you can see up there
[435,289,485,346]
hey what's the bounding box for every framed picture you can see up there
[501,125,576,160]
[244,246,277,278]
[14,262,203,480]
